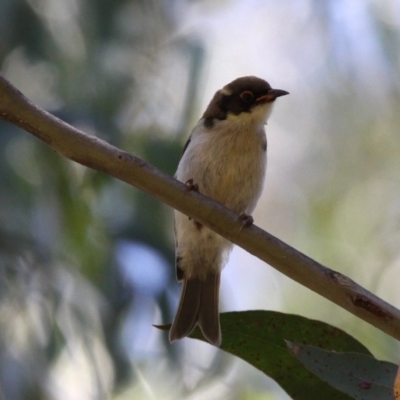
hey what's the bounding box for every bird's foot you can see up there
[184,179,201,226]
[238,213,254,231]
[185,178,199,192]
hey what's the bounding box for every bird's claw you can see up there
[238,213,254,231]
[185,179,199,223]
[185,179,199,192]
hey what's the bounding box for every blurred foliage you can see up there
[0,0,206,398]
[1,0,400,399]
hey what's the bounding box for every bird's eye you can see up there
[240,91,254,102]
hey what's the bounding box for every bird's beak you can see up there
[257,89,289,102]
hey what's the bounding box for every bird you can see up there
[169,76,289,346]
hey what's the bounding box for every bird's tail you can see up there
[169,272,221,347]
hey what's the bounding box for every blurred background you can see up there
[1,0,400,399]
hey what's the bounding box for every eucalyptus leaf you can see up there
[287,341,396,400]
[177,310,372,399]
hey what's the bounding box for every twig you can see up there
[1,73,400,341]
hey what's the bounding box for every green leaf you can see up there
[189,311,372,400]
[287,341,396,400]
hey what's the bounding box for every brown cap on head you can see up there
[221,76,271,96]
[203,76,288,127]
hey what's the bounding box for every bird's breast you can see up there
[177,122,267,214]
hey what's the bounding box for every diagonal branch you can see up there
[1,73,400,341]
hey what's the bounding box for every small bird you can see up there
[169,76,288,346]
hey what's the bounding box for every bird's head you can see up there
[203,76,289,129]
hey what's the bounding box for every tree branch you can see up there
[1,73,400,341]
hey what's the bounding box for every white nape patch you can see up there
[220,86,232,96]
